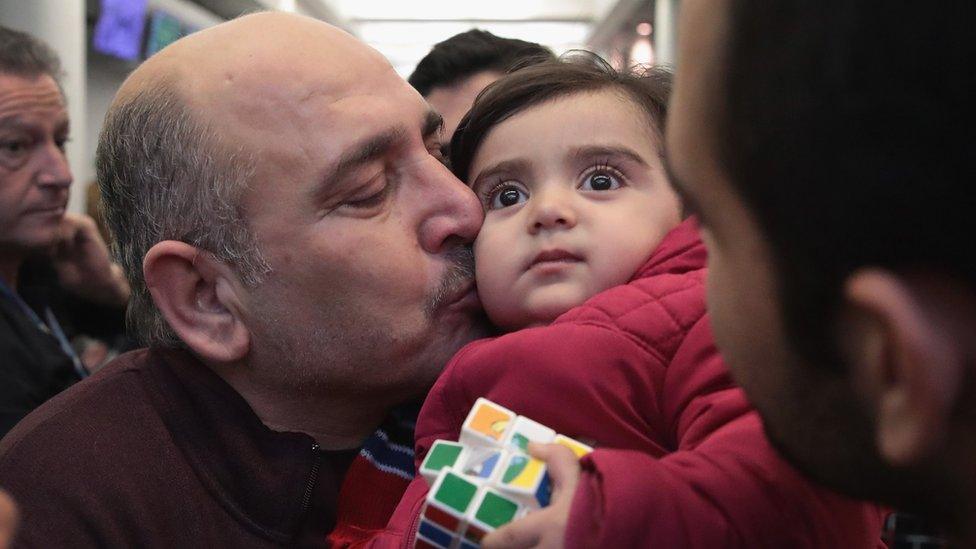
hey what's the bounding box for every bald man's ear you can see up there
[143,241,250,364]
[839,269,975,468]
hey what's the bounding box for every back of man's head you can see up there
[0,25,62,84]
[714,0,976,531]
[408,29,554,97]
[719,1,976,370]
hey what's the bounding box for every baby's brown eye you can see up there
[488,184,528,210]
[500,189,521,206]
[591,174,612,190]
[581,171,621,191]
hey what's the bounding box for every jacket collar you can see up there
[632,217,707,281]
[138,348,348,544]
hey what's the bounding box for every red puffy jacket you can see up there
[364,219,884,548]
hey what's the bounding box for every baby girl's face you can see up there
[469,89,682,330]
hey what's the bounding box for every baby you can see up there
[344,56,883,548]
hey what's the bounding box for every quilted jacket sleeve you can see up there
[376,322,674,548]
[563,316,886,548]
[379,314,883,548]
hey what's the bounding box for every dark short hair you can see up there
[409,29,555,97]
[718,1,976,373]
[0,25,63,84]
[449,53,672,183]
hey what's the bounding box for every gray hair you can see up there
[0,25,63,84]
[96,81,270,347]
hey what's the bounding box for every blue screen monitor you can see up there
[92,0,149,62]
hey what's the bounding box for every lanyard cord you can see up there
[0,277,87,378]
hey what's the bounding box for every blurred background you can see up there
[0,0,678,214]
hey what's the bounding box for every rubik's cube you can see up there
[414,398,593,549]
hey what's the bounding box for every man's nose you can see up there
[417,158,484,253]
[35,141,72,189]
[528,186,576,234]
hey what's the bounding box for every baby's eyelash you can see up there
[479,180,512,202]
[583,159,625,179]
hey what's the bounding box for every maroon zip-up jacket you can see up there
[0,348,357,547]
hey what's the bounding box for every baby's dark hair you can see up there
[449,52,672,183]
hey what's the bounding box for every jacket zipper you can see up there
[402,489,426,549]
[300,443,323,516]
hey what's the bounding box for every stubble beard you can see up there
[247,244,485,397]
[424,245,476,317]
[760,359,961,524]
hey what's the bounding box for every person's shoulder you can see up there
[0,348,154,460]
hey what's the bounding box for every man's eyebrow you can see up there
[570,144,650,167]
[470,158,532,190]
[314,112,443,204]
[423,110,443,140]
[321,125,405,187]
[0,114,69,136]
[0,115,32,131]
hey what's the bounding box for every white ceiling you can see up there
[305,0,623,77]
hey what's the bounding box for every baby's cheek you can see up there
[473,239,518,325]
[598,235,659,290]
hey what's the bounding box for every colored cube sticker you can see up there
[553,434,593,458]
[461,398,515,448]
[430,470,479,517]
[418,470,481,548]
[413,399,594,548]
[462,522,487,545]
[471,488,522,532]
[420,440,466,484]
[498,452,552,507]
[460,487,523,545]
[417,519,454,549]
[460,447,507,483]
[422,501,463,534]
[414,533,444,549]
[502,415,555,451]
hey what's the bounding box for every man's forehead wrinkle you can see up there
[0,78,66,122]
[0,94,65,121]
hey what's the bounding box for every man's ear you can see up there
[143,241,250,364]
[841,269,974,467]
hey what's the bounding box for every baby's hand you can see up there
[482,442,580,549]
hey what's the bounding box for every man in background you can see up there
[0,25,129,437]
[409,29,554,151]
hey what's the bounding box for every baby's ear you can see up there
[143,241,250,364]
[838,269,976,467]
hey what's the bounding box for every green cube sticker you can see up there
[434,471,478,514]
[423,441,463,473]
[502,455,528,483]
[510,433,529,451]
[475,491,519,529]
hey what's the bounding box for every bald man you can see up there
[0,12,488,547]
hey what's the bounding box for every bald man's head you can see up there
[100,10,487,412]
[97,12,414,347]
[116,12,392,142]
